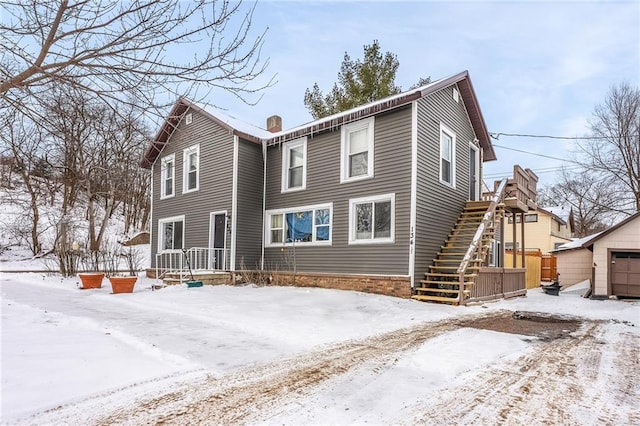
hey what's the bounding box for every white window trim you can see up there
[265,202,333,248]
[340,117,375,183]
[348,193,395,245]
[160,153,175,200]
[158,215,185,252]
[439,123,456,188]
[182,144,200,194]
[281,137,307,193]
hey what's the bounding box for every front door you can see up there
[209,212,227,270]
[469,144,479,200]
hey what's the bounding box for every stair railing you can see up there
[457,178,508,304]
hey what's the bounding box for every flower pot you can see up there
[79,273,104,289]
[109,276,137,294]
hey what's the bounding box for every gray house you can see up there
[142,70,532,304]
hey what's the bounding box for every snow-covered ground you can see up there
[1,272,638,425]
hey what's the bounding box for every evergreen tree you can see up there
[304,40,429,119]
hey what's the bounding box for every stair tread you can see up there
[412,295,459,303]
[415,286,461,294]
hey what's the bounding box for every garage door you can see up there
[611,252,640,297]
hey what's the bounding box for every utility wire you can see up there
[489,132,638,141]
[492,143,582,164]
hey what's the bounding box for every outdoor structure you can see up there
[141,70,536,305]
[554,212,640,298]
[503,206,573,253]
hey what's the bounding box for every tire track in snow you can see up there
[93,313,500,425]
[411,321,639,425]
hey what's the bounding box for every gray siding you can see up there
[151,108,234,266]
[413,84,479,284]
[235,139,264,269]
[264,106,413,275]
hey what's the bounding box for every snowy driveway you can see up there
[1,273,639,425]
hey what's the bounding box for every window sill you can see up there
[348,238,395,245]
[182,188,199,195]
[160,194,175,200]
[265,241,332,248]
[281,186,306,194]
[340,174,374,184]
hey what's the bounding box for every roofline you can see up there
[537,206,568,226]
[579,211,640,248]
[141,70,497,168]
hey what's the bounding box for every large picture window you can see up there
[266,204,332,246]
[160,154,175,199]
[183,144,199,193]
[341,117,374,183]
[440,124,456,187]
[349,194,395,244]
[158,216,184,251]
[281,137,307,192]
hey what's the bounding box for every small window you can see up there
[281,137,307,192]
[525,214,538,223]
[183,144,199,193]
[160,154,175,199]
[266,204,332,246]
[341,118,374,183]
[439,124,456,187]
[159,216,184,251]
[185,113,193,125]
[349,194,395,244]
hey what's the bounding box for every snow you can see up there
[554,232,601,251]
[1,272,638,424]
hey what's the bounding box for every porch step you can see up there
[419,280,474,287]
[415,286,461,294]
[411,294,459,305]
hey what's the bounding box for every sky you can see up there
[202,0,640,187]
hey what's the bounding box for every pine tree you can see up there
[304,40,429,119]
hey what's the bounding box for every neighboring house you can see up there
[142,70,534,303]
[554,212,640,297]
[503,206,573,253]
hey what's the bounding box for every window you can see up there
[281,138,307,192]
[341,118,374,183]
[508,214,538,224]
[266,204,332,246]
[183,145,199,193]
[554,242,564,250]
[349,193,395,244]
[185,113,192,125]
[158,216,184,251]
[439,124,456,187]
[160,154,175,199]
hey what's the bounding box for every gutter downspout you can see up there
[260,140,267,270]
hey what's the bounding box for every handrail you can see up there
[457,178,508,304]
[155,247,229,285]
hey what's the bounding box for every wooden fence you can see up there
[505,250,542,289]
[469,267,527,302]
[541,254,558,282]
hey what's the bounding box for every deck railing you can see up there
[155,247,229,280]
[457,178,508,304]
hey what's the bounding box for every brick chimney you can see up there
[266,115,282,133]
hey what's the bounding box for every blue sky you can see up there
[206,0,639,186]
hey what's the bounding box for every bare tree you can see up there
[582,82,640,212]
[540,168,623,237]
[0,0,271,119]
[0,111,50,255]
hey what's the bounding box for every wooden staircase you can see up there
[413,180,507,305]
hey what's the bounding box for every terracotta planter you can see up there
[79,273,104,289]
[109,276,137,294]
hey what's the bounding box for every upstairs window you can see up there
[341,117,374,183]
[349,193,395,244]
[183,144,199,193]
[160,154,175,199]
[159,216,184,251]
[440,124,456,187]
[281,137,307,192]
[266,204,332,246]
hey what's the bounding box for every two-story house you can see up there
[142,70,533,304]
[503,206,573,253]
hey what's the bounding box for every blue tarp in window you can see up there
[286,211,312,242]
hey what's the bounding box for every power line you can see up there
[489,132,639,141]
[492,144,582,164]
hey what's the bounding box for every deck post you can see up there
[520,212,526,270]
[511,211,517,268]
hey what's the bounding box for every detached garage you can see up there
[555,212,640,298]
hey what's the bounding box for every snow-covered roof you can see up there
[142,70,496,168]
[553,233,601,252]
[543,206,571,223]
[197,104,274,139]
